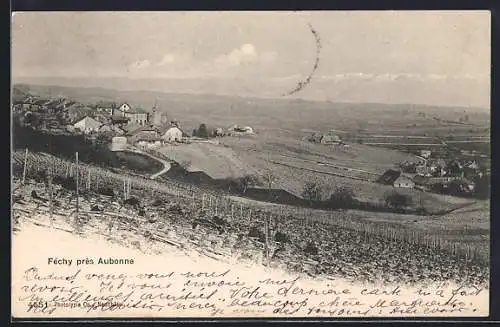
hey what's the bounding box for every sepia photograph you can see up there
[11,11,491,319]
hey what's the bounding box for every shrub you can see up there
[329,187,356,208]
[197,123,209,138]
[384,191,412,209]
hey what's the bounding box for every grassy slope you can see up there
[156,133,474,214]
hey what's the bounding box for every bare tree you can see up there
[302,181,324,205]
[227,174,259,195]
[262,170,277,192]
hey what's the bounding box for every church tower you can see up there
[152,100,163,126]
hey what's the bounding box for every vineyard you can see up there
[11,150,489,286]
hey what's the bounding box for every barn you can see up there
[163,127,183,143]
[73,116,102,134]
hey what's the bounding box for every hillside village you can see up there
[12,91,255,152]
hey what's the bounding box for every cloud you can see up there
[128,59,151,70]
[158,54,176,66]
[316,72,487,82]
[214,43,276,67]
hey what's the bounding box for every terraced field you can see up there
[11,150,489,287]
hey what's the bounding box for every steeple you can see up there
[152,99,157,113]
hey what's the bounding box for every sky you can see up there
[11,11,491,107]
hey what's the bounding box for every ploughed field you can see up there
[11,152,488,287]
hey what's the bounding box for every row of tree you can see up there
[301,181,413,210]
[224,173,415,212]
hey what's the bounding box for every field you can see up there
[156,133,475,214]
[11,150,488,286]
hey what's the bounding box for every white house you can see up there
[118,103,131,113]
[73,116,102,134]
[163,127,183,143]
[393,176,415,188]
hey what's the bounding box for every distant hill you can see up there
[12,82,490,137]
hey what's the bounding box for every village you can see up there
[12,95,256,153]
[375,148,488,199]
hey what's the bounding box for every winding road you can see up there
[123,146,172,179]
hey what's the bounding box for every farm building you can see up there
[110,136,128,151]
[163,127,183,143]
[73,116,102,134]
[320,134,341,145]
[377,169,401,185]
[393,176,415,189]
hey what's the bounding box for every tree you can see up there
[384,191,412,209]
[230,174,259,195]
[197,123,209,138]
[329,187,356,208]
[192,129,197,137]
[447,161,463,177]
[302,181,324,205]
[94,133,113,151]
[262,171,275,189]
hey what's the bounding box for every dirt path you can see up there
[123,146,171,179]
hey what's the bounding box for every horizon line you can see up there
[12,78,491,111]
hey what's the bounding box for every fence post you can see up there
[22,148,28,184]
[87,169,91,190]
[202,193,205,211]
[231,204,234,220]
[264,213,270,266]
[48,166,53,227]
[215,197,218,216]
[75,152,79,222]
